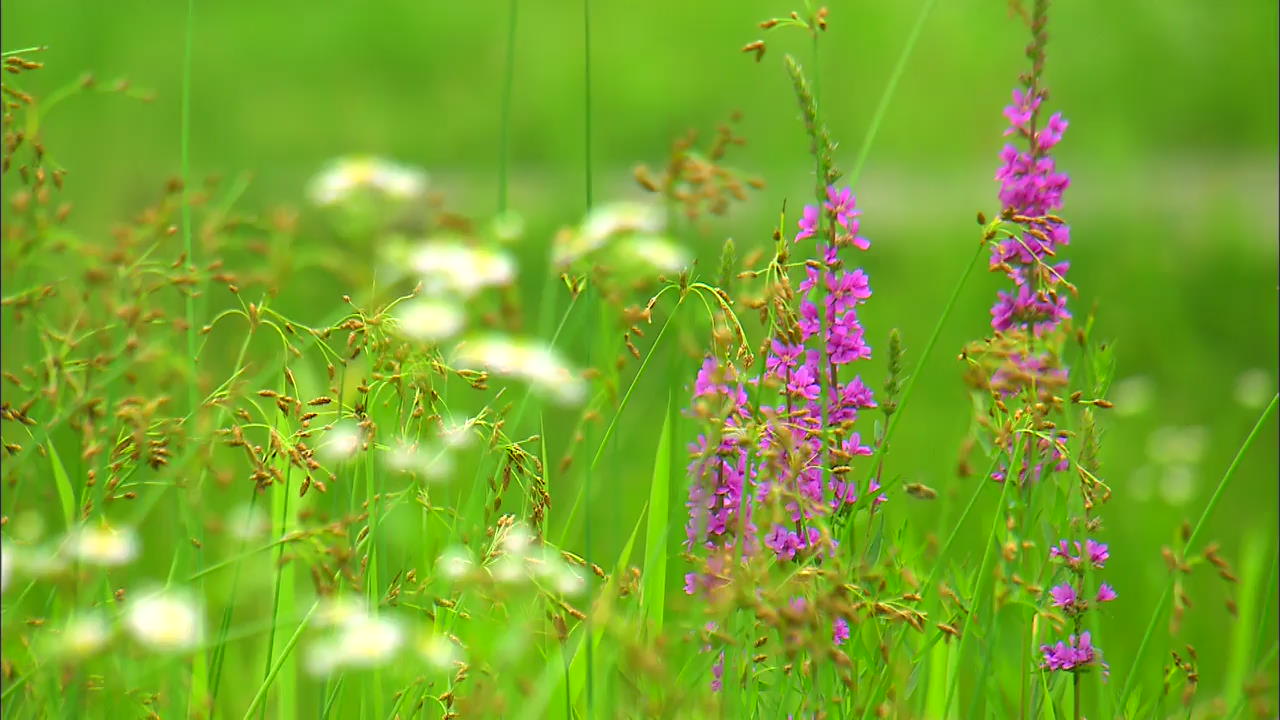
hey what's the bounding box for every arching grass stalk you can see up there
[1117,393,1278,709]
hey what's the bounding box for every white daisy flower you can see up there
[126,591,202,652]
[437,546,475,580]
[616,235,691,274]
[308,610,403,675]
[61,614,110,658]
[307,157,427,206]
[418,633,463,671]
[320,421,363,462]
[453,336,585,406]
[394,298,465,343]
[70,525,139,567]
[554,202,664,266]
[410,241,516,297]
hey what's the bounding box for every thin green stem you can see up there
[849,0,939,185]
[498,0,518,214]
[848,239,985,524]
[181,0,197,412]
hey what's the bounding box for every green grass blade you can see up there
[241,601,318,720]
[46,441,75,530]
[641,391,673,634]
[848,0,939,185]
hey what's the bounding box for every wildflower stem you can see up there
[1118,393,1278,708]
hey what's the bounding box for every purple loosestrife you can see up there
[684,185,879,578]
[990,89,1072,338]
[682,185,882,693]
[961,1,1082,489]
[1041,538,1115,676]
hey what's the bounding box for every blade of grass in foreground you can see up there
[1117,393,1278,709]
[641,391,673,634]
[241,601,318,720]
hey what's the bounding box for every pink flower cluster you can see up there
[1040,539,1115,676]
[989,88,1073,336]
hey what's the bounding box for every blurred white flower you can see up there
[502,524,534,557]
[61,614,109,658]
[127,591,202,651]
[20,545,67,578]
[410,241,515,296]
[227,504,271,542]
[1146,426,1207,466]
[307,610,403,675]
[394,298,465,343]
[582,202,662,245]
[617,235,691,274]
[1159,464,1196,505]
[1110,375,1154,417]
[454,335,585,405]
[439,415,477,449]
[1,544,10,593]
[554,565,586,596]
[1234,368,1273,409]
[437,546,475,580]
[320,421,363,462]
[70,525,139,567]
[385,441,454,482]
[419,633,463,671]
[308,156,427,206]
[315,595,368,629]
[492,554,527,584]
[332,614,403,667]
[490,210,526,244]
[554,202,664,266]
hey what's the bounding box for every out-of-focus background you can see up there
[4,0,1277,696]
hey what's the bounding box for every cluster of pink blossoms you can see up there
[684,185,881,655]
[1040,539,1115,675]
[990,88,1073,336]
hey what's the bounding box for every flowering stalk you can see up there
[958,4,1117,717]
[1041,537,1116,718]
[682,45,885,692]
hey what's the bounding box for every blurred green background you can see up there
[4,0,1277,701]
